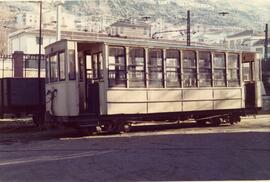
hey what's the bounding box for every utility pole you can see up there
[38,1,43,124]
[264,24,268,60]
[187,10,191,46]
[56,1,62,41]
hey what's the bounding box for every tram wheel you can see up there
[196,120,207,127]
[211,117,222,126]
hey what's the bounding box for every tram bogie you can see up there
[44,37,262,132]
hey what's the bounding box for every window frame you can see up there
[128,47,146,88]
[108,46,127,88]
[165,49,181,88]
[213,52,226,87]
[198,51,212,87]
[49,53,58,83]
[68,49,76,80]
[227,53,240,87]
[58,51,66,81]
[182,50,197,88]
[148,48,164,88]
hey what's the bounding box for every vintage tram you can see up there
[44,36,262,132]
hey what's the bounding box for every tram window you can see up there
[59,52,66,81]
[86,55,92,79]
[45,56,49,83]
[198,51,211,87]
[68,50,76,80]
[214,53,226,87]
[183,50,197,87]
[108,47,126,87]
[242,62,251,81]
[228,54,240,87]
[79,57,84,82]
[49,54,58,82]
[166,49,180,88]
[148,49,163,88]
[128,47,145,88]
[98,53,103,79]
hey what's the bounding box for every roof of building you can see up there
[227,30,263,38]
[110,19,151,28]
[253,38,270,46]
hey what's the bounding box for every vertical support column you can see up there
[125,47,129,88]
[163,49,166,88]
[56,2,62,41]
[145,48,149,88]
[211,52,214,87]
[196,50,199,87]
[187,10,191,46]
[102,43,108,115]
[13,51,24,78]
[180,50,183,88]
[264,24,268,60]
[225,52,228,87]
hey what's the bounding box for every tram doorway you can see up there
[242,52,260,108]
[78,43,104,114]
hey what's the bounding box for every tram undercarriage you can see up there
[45,107,258,133]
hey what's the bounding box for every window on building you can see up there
[198,51,211,87]
[108,46,126,87]
[183,50,197,87]
[228,54,240,87]
[49,54,58,82]
[148,49,163,88]
[68,50,76,80]
[166,49,180,88]
[144,28,148,35]
[128,47,145,88]
[120,27,124,34]
[214,53,226,87]
[59,52,65,81]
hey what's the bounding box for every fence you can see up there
[0,51,45,78]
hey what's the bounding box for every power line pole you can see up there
[264,24,268,60]
[187,10,191,46]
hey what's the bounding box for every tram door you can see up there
[85,52,103,114]
[242,53,259,108]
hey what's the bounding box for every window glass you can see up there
[214,53,226,87]
[50,54,58,82]
[98,53,103,79]
[79,56,84,82]
[45,56,49,83]
[228,54,240,87]
[68,50,76,80]
[198,51,211,87]
[166,49,180,88]
[148,49,163,88]
[183,50,196,87]
[59,52,65,80]
[86,55,92,79]
[128,47,145,88]
[108,47,126,87]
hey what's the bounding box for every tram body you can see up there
[44,37,262,130]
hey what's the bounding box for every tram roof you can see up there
[46,35,256,54]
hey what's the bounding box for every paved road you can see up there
[0,115,269,181]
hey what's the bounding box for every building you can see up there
[43,9,75,31]
[8,29,56,54]
[226,30,264,50]
[15,11,39,29]
[252,38,270,59]
[7,28,109,55]
[107,18,152,38]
